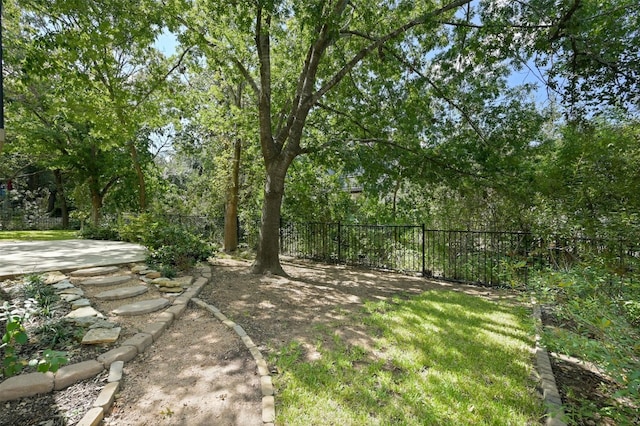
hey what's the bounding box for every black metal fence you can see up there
[3,212,638,287]
[0,213,80,231]
[279,221,640,287]
[280,222,424,273]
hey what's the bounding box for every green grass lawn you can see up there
[0,230,79,241]
[271,290,543,425]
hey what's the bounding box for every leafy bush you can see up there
[78,223,121,241]
[22,274,59,314]
[116,213,158,246]
[117,213,215,271]
[146,225,214,270]
[159,264,177,279]
[1,316,29,377]
[34,319,83,349]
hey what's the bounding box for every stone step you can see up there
[81,275,135,287]
[81,327,122,345]
[95,285,149,301]
[112,298,170,316]
[71,298,91,309]
[52,280,74,290]
[70,266,120,277]
[43,271,69,285]
[59,287,85,296]
[60,293,82,303]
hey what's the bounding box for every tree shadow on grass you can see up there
[274,290,541,425]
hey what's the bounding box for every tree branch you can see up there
[312,0,473,105]
[170,13,260,97]
[338,29,490,145]
[387,47,490,145]
[548,0,582,42]
[276,0,350,156]
[345,138,494,182]
[134,45,196,110]
[316,102,372,135]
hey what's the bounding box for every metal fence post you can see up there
[337,221,342,263]
[421,224,426,276]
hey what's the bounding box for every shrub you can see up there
[34,319,83,349]
[116,213,158,246]
[117,213,215,271]
[78,224,121,241]
[146,225,214,270]
[22,274,59,313]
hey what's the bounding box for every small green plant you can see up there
[1,315,70,378]
[23,274,59,312]
[159,407,174,417]
[28,349,68,374]
[2,316,29,377]
[34,319,83,349]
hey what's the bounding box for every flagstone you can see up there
[60,294,82,303]
[174,276,193,286]
[82,275,134,287]
[130,265,148,274]
[81,327,122,345]
[43,271,68,285]
[158,286,183,293]
[52,281,74,290]
[59,287,84,295]
[65,306,103,319]
[71,298,92,309]
[95,285,148,301]
[112,298,170,316]
[70,266,120,277]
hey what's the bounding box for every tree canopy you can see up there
[2,0,639,269]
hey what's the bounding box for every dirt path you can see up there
[103,305,262,426]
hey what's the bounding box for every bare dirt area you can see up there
[197,257,518,365]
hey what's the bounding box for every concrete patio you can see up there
[0,240,147,279]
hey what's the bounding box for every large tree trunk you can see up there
[224,138,242,252]
[251,160,289,275]
[90,187,103,227]
[53,169,69,228]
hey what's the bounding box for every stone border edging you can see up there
[0,264,211,426]
[192,297,275,426]
[532,303,568,426]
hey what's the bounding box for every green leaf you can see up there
[14,332,28,345]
